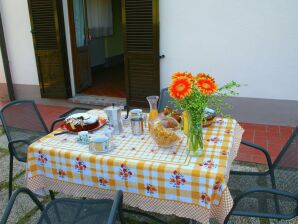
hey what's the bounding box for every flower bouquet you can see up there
[168,72,239,156]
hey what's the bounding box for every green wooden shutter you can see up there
[122,0,160,107]
[28,0,71,98]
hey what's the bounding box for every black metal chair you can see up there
[0,100,63,199]
[158,88,182,113]
[225,125,298,223]
[0,187,125,224]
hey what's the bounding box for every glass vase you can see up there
[186,110,204,157]
[146,96,159,130]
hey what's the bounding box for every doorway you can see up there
[68,0,125,98]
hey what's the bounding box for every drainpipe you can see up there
[0,7,15,101]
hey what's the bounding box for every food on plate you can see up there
[150,118,180,148]
[202,108,216,127]
[158,115,180,129]
[162,106,182,123]
[64,113,103,132]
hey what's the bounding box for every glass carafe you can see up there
[146,96,159,130]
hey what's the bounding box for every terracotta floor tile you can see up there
[265,132,282,139]
[37,104,69,130]
[268,137,288,146]
[266,125,280,134]
[239,122,255,129]
[236,151,254,162]
[242,132,254,142]
[236,122,293,164]
[279,127,294,138]
[267,143,284,153]
[254,130,269,138]
[253,136,268,148]
[251,124,267,131]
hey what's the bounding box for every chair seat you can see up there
[228,174,297,216]
[228,173,271,199]
[38,198,115,224]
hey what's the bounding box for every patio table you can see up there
[26,110,244,224]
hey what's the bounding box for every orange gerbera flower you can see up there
[195,73,215,82]
[172,72,193,80]
[169,77,192,100]
[196,73,217,95]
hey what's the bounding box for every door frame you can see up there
[68,0,92,93]
[67,0,82,93]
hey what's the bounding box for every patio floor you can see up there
[0,102,297,223]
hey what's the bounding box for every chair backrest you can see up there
[273,126,298,194]
[0,100,49,159]
[158,88,182,113]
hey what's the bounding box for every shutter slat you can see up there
[28,0,70,98]
[123,0,160,107]
[30,0,57,50]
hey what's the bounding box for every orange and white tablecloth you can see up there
[26,112,243,224]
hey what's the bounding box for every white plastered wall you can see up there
[159,0,298,101]
[0,49,6,83]
[0,0,39,85]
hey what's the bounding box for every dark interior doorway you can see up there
[83,63,125,98]
[69,0,126,98]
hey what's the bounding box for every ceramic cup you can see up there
[78,131,89,144]
[130,109,143,119]
[89,136,109,154]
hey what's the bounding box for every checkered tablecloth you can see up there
[26,111,244,224]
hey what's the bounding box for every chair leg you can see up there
[49,190,55,200]
[8,155,13,199]
[269,170,281,215]
[119,210,126,224]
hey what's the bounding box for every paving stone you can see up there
[0,135,8,149]
[0,127,4,136]
[0,154,26,184]
[269,217,298,224]
[0,188,38,224]
[0,150,8,158]
[227,216,261,224]
[0,189,9,218]
[231,161,260,172]
[27,210,42,224]
[14,171,26,188]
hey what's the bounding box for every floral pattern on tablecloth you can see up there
[119,164,133,180]
[74,157,87,173]
[170,170,186,188]
[145,184,157,195]
[99,177,109,187]
[37,151,48,166]
[58,169,66,179]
